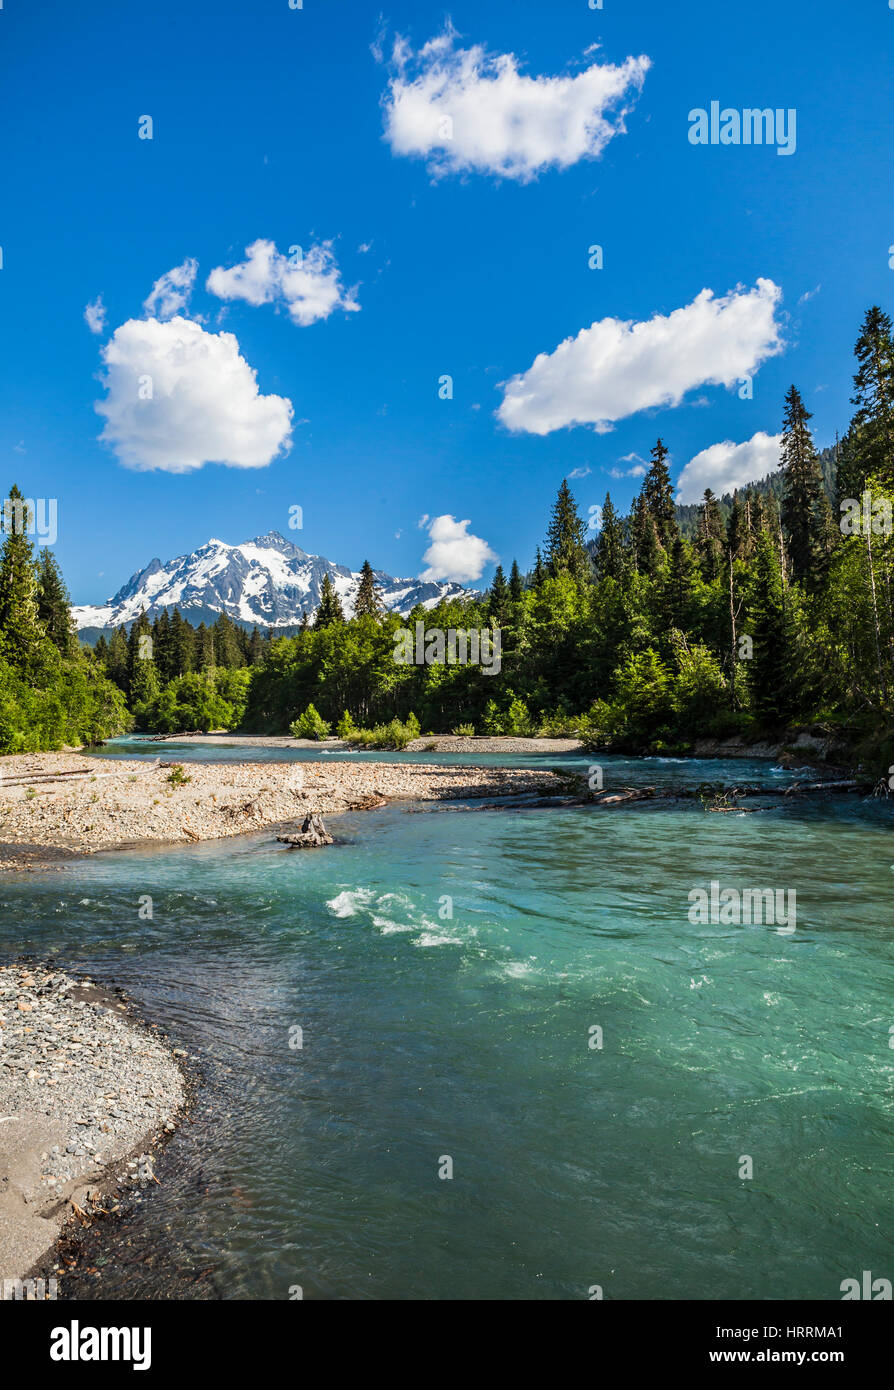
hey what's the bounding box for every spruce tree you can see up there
[314,573,345,629]
[0,486,45,670]
[508,559,524,602]
[489,564,508,616]
[353,560,382,618]
[169,608,194,677]
[545,480,591,583]
[531,548,545,587]
[779,384,825,586]
[747,532,798,727]
[36,547,78,657]
[845,305,894,494]
[695,488,725,581]
[642,439,678,550]
[595,492,624,580]
[127,610,160,705]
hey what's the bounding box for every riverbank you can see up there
[0,962,185,1290]
[139,732,586,754]
[0,753,563,871]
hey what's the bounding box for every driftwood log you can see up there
[277,813,334,848]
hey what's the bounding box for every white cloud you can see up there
[84,296,107,335]
[382,26,650,182]
[206,239,359,326]
[143,258,199,320]
[419,515,497,583]
[798,284,821,306]
[497,279,784,435]
[675,431,783,504]
[95,316,293,473]
[568,465,591,479]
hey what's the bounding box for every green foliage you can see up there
[166,764,192,786]
[452,723,476,736]
[336,709,358,738]
[0,488,129,752]
[289,702,332,740]
[345,714,420,750]
[133,668,252,734]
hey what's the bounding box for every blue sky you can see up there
[1,0,892,603]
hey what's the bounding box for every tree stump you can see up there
[277,813,334,848]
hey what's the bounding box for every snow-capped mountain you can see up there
[71,532,475,634]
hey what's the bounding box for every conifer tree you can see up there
[661,536,699,633]
[595,492,625,580]
[631,490,661,576]
[314,573,345,629]
[0,486,45,670]
[842,305,894,495]
[127,609,160,704]
[169,608,194,677]
[780,385,826,586]
[747,532,799,726]
[36,547,77,657]
[531,548,545,587]
[695,488,725,581]
[642,439,678,550]
[508,559,524,602]
[727,490,747,561]
[545,480,591,583]
[353,560,382,618]
[489,564,508,616]
[105,625,129,689]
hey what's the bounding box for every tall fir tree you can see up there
[841,305,894,496]
[779,384,826,586]
[314,573,345,629]
[508,559,524,602]
[353,560,382,618]
[35,547,78,657]
[0,486,45,670]
[695,488,725,581]
[642,439,678,550]
[126,609,160,705]
[595,492,625,580]
[544,480,591,583]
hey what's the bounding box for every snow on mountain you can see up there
[71,531,476,632]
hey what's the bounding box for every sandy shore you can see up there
[0,963,184,1292]
[0,752,564,871]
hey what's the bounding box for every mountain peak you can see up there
[71,533,476,634]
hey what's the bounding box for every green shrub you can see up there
[336,710,357,738]
[344,716,418,750]
[452,723,475,737]
[289,703,332,740]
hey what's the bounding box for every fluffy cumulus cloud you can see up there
[497,279,784,435]
[84,296,107,335]
[142,258,199,319]
[206,239,359,326]
[95,316,293,473]
[382,27,650,181]
[675,431,783,504]
[419,515,497,583]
